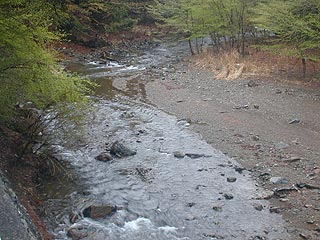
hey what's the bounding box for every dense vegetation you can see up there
[0,0,153,125]
[149,0,320,76]
[1,0,320,126]
[0,0,94,124]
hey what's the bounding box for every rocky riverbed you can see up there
[35,40,320,239]
[146,51,320,240]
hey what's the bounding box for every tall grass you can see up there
[190,47,320,83]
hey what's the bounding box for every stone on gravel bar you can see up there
[270,177,289,184]
[185,153,205,159]
[289,118,301,124]
[173,151,185,158]
[227,177,237,183]
[223,193,234,200]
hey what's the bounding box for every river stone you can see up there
[227,177,237,183]
[110,141,137,157]
[95,152,113,162]
[223,193,234,200]
[67,227,89,240]
[185,153,205,159]
[83,205,117,219]
[253,204,264,211]
[270,177,289,184]
[69,212,81,224]
[173,151,185,158]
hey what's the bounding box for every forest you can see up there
[1,0,320,125]
[1,0,320,123]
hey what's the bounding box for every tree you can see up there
[206,0,257,55]
[0,0,93,123]
[253,0,320,77]
[148,0,257,55]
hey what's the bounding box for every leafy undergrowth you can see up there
[190,48,320,85]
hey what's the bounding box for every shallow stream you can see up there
[42,42,290,240]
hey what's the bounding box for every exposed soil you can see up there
[146,57,320,240]
[0,125,54,240]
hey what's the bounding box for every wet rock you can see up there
[227,177,237,183]
[173,151,185,158]
[109,141,136,157]
[269,207,281,213]
[212,205,223,212]
[234,167,246,174]
[270,177,289,184]
[289,118,300,124]
[69,212,81,224]
[185,153,205,159]
[187,202,195,207]
[95,152,113,162]
[223,193,234,200]
[253,204,264,211]
[249,236,267,240]
[203,233,224,239]
[83,205,117,219]
[247,80,258,87]
[67,226,89,240]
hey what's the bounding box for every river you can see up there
[40,41,291,240]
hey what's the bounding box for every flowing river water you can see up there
[41,42,291,239]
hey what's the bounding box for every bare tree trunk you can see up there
[195,38,200,54]
[302,58,306,78]
[188,39,195,55]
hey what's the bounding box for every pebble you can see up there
[212,206,223,212]
[252,135,260,141]
[289,118,301,124]
[227,177,237,183]
[95,152,113,162]
[282,156,301,163]
[223,193,234,200]
[269,207,281,213]
[274,142,290,150]
[270,177,289,184]
[173,151,185,158]
[254,204,264,211]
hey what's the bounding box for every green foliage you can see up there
[253,0,320,75]
[253,0,320,58]
[149,0,257,54]
[0,0,94,122]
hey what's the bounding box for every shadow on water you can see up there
[41,42,291,240]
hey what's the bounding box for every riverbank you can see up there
[0,125,54,239]
[146,56,320,239]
